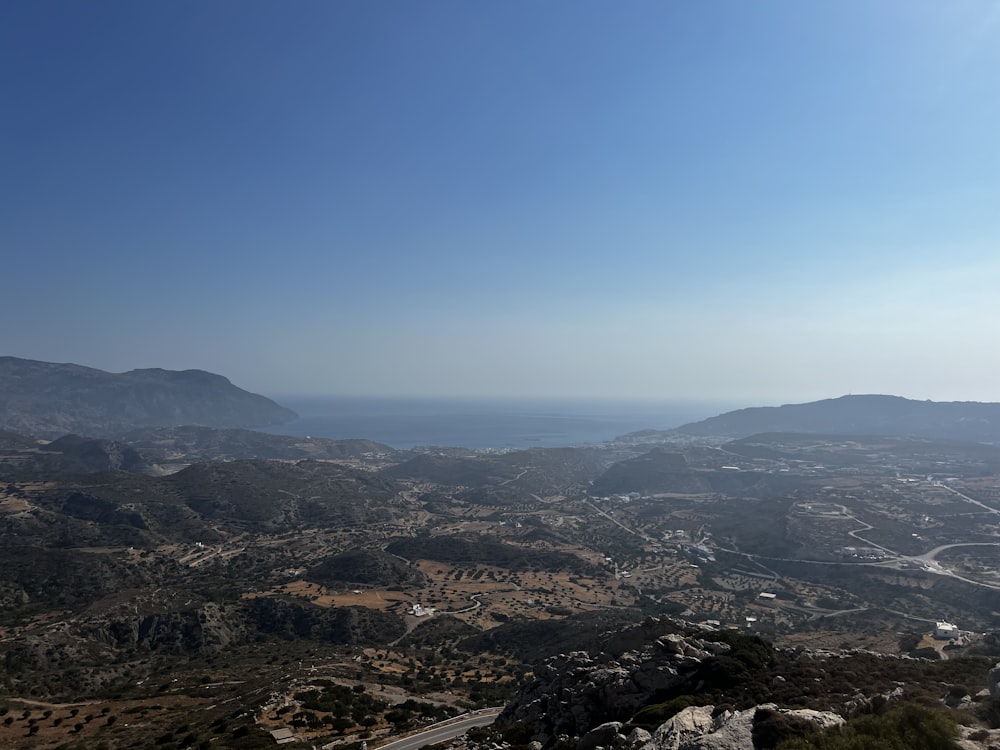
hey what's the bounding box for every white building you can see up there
[935,621,958,640]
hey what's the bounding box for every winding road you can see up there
[374,709,502,750]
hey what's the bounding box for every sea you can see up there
[257,396,742,450]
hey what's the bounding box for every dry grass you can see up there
[243,552,630,630]
[0,695,203,750]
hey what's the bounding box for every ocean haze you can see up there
[258,396,739,449]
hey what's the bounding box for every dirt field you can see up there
[242,552,634,636]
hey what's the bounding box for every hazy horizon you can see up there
[6,353,995,409]
[5,2,1000,404]
[255,393,743,448]
[267,392,749,417]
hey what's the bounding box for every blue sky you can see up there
[3,1,1000,403]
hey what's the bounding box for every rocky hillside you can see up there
[0,356,296,438]
[484,617,1000,750]
[0,459,407,557]
[0,433,153,477]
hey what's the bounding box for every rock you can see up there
[578,722,623,750]
[657,634,686,656]
[958,725,1000,750]
[494,621,700,743]
[640,705,715,750]
[782,709,844,731]
[493,619,854,749]
[988,662,1000,697]
[700,705,843,750]
[683,705,760,750]
[945,692,972,709]
[626,728,652,748]
[635,704,845,750]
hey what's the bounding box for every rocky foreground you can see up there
[455,618,1000,750]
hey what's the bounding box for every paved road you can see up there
[375,710,502,750]
[585,501,655,544]
[914,541,1000,563]
[939,484,1000,518]
[844,513,897,555]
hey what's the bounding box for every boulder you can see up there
[642,705,715,750]
[988,662,1000,697]
[578,722,624,750]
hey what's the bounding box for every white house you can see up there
[935,621,958,640]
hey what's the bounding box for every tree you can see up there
[332,716,353,734]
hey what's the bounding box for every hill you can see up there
[671,395,1000,443]
[123,425,394,465]
[381,446,605,501]
[0,356,296,438]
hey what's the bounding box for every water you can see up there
[258,396,740,450]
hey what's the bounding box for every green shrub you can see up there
[752,708,820,749]
[977,695,1000,728]
[632,695,697,726]
[776,703,960,750]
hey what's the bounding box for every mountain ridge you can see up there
[0,356,296,438]
[623,394,1000,444]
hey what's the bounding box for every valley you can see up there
[2,420,1000,748]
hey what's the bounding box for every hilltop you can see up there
[0,356,296,438]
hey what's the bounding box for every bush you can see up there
[752,708,820,749]
[977,695,1000,728]
[776,703,960,750]
[699,655,751,691]
[632,695,696,726]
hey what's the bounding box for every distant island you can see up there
[0,356,296,439]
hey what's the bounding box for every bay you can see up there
[258,396,741,450]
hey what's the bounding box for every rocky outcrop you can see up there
[644,706,715,749]
[80,602,245,655]
[495,622,729,744]
[243,598,406,645]
[490,618,975,750]
[635,704,843,750]
[988,662,1000,697]
[1,601,245,699]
